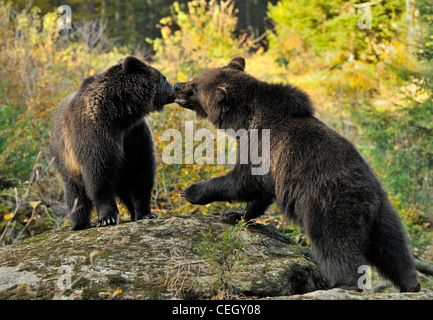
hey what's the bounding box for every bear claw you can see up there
[222,211,245,222]
[180,183,209,205]
[140,213,158,220]
[97,216,120,227]
[180,188,195,204]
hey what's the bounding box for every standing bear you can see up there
[50,56,174,230]
[174,56,420,292]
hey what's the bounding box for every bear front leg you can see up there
[95,198,120,227]
[82,169,120,228]
[63,178,93,230]
[181,167,266,210]
[180,180,217,205]
[181,168,247,205]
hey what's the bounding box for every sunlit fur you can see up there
[175,56,420,292]
[50,56,174,230]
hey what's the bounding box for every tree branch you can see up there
[415,258,433,276]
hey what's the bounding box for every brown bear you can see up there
[174,56,420,292]
[50,56,174,230]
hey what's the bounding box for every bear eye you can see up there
[186,84,197,96]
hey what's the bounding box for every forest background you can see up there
[0,0,432,264]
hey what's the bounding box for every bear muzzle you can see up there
[174,82,189,107]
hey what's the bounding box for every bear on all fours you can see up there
[50,56,175,230]
[175,56,420,292]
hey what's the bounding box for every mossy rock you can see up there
[0,215,329,299]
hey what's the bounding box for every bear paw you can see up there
[97,215,121,227]
[137,213,158,220]
[222,211,245,222]
[180,183,209,205]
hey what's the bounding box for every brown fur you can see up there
[174,56,420,292]
[50,56,175,230]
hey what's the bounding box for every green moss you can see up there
[35,283,56,300]
[0,284,23,299]
[81,287,103,300]
[99,251,113,259]
[73,277,92,289]
[107,274,128,291]
[48,259,62,267]
[133,276,166,299]
[0,283,56,300]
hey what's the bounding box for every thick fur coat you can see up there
[50,56,174,230]
[174,56,420,292]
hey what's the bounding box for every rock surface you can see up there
[0,215,328,299]
[1,214,432,300]
[278,288,433,300]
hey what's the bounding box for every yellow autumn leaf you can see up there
[30,200,42,209]
[113,289,122,296]
[89,250,100,267]
[4,213,14,221]
[89,250,100,259]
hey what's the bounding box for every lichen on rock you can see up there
[0,215,328,299]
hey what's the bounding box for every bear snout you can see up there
[174,82,189,107]
[164,81,176,104]
[174,82,184,93]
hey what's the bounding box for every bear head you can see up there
[101,56,175,113]
[174,56,252,130]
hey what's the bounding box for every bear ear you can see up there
[226,56,245,71]
[215,86,228,102]
[122,56,148,74]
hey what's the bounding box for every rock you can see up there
[0,215,328,299]
[278,288,433,300]
[0,266,39,292]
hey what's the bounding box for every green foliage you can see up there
[0,1,126,179]
[351,0,433,244]
[148,0,254,81]
[266,0,405,118]
[0,153,61,245]
[414,0,433,60]
[268,0,404,64]
[194,220,250,298]
[353,76,433,213]
[0,101,47,179]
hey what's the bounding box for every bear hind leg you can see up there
[308,223,369,291]
[313,244,367,291]
[120,125,156,221]
[123,179,155,220]
[116,192,136,221]
[367,202,420,292]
